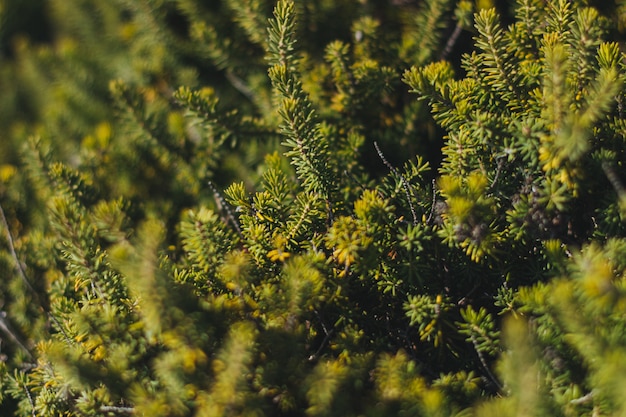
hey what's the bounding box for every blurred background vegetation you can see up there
[2,0,626,167]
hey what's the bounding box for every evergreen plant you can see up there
[1,0,626,416]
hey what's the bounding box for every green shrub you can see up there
[1,0,626,415]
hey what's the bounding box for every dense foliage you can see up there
[2,0,626,415]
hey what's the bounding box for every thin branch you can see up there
[602,161,626,196]
[0,202,35,294]
[570,390,595,405]
[308,310,334,362]
[308,328,335,362]
[325,198,334,228]
[440,24,464,61]
[208,180,242,237]
[225,70,256,103]
[426,179,437,225]
[0,312,32,359]
[471,334,503,392]
[0,201,73,346]
[373,141,418,225]
[100,405,136,414]
[489,156,505,191]
[343,170,367,192]
[23,379,35,417]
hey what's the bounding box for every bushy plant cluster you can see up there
[1,0,626,416]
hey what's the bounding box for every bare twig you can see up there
[22,379,35,417]
[225,70,256,103]
[343,170,367,192]
[374,142,418,225]
[100,405,136,414]
[308,310,335,362]
[0,201,73,346]
[471,334,503,392]
[440,24,464,61]
[0,203,35,294]
[602,161,626,196]
[0,312,32,359]
[308,328,335,362]
[489,157,505,191]
[426,179,437,225]
[208,180,242,237]
[570,390,595,405]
